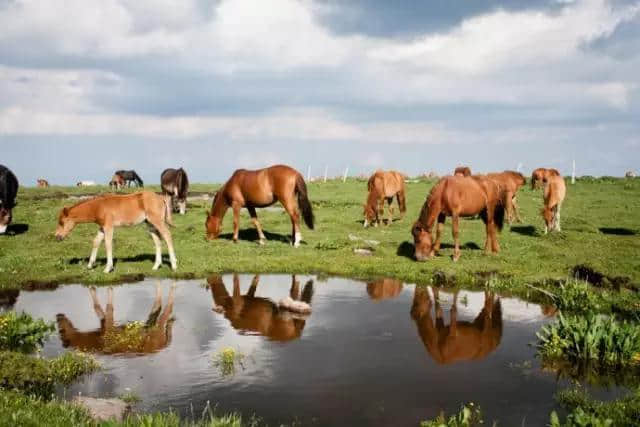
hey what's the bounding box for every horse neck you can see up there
[210,193,229,218]
[366,186,379,210]
[68,200,100,223]
[418,188,442,231]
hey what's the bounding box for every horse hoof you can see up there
[152,265,160,271]
[258,239,266,246]
[103,267,114,273]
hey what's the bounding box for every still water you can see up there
[11,275,617,426]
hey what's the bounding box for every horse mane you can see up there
[176,168,189,199]
[418,179,444,226]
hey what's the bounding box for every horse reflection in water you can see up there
[209,274,313,342]
[56,283,176,355]
[366,278,403,301]
[411,288,502,364]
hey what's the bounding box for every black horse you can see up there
[114,170,143,187]
[161,168,189,215]
[0,165,19,234]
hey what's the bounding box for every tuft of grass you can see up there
[212,347,245,377]
[0,350,100,396]
[420,403,483,427]
[118,388,141,405]
[0,311,54,353]
[550,387,640,427]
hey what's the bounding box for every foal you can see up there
[363,170,406,227]
[55,191,177,273]
[531,168,560,190]
[542,175,566,233]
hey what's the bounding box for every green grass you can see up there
[1,177,638,313]
[551,387,640,427]
[420,403,483,427]
[0,311,54,353]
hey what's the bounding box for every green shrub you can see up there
[0,312,54,353]
[0,389,92,427]
[550,388,640,426]
[420,403,483,427]
[537,312,640,381]
[552,280,601,314]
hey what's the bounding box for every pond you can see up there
[10,275,621,426]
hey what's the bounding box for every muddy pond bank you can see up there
[11,275,626,426]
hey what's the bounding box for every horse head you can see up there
[55,206,75,240]
[412,221,433,261]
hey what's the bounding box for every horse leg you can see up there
[88,229,104,269]
[505,191,514,225]
[396,191,406,219]
[154,222,177,271]
[105,287,114,330]
[232,203,241,243]
[281,198,302,247]
[386,198,394,225]
[247,207,266,245]
[492,220,500,253]
[163,194,173,226]
[290,275,300,300]
[555,204,562,231]
[433,213,446,256]
[452,214,461,262]
[375,197,384,227]
[512,196,523,223]
[103,227,114,273]
[89,286,105,320]
[247,275,259,297]
[147,225,163,270]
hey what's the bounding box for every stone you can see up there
[73,397,130,422]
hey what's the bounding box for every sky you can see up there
[1,0,639,185]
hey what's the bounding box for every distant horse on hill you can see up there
[161,168,189,215]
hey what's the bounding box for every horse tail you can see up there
[177,168,189,198]
[493,183,506,232]
[163,195,174,227]
[295,174,314,230]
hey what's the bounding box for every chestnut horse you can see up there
[411,288,502,364]
[531,168,560,190]
[412,176,505,261]
[486,171,526,224]
[205,165,314,247]
[56,283,175,354]
[454,166,471,177]
[55,191,176,273]
[363,170,406,227]
[161,167,189,215]
[36,179,49,188]
[209,274,313,342]
[542,175,566,233]
[109,174,124,191]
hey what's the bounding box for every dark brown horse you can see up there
[205,165,314,246]
[161,168,189,215]
[531,168,560,190]
[209,274,313,342]
[411,288,502,364]
[454,166,471,177]
[0,165,19,234]
[486,171,526,224]
[412,176,505,261]
[56,284,176,355]
[363,170,406,227]
[114,170,143,187]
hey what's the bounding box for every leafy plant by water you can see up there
[0,311,54,353]
[212,347,245,377]
[537,312,640,379]
[550,387,640,427]
[420,403,483,427]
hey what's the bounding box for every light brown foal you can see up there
[55,191,177,273]
[363,170,407,227]
[542,175,566,233]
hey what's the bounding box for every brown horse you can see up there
[531,168,560,190]
[109,174,125,191]
[161,168,189,215]
[454,166,471,177]
[55,191,176,273]
[366,278,403,301]
[411,288,502,364]
[205,165,314,247]
[56,284,175,355]
[412,176,505,261]
[486,171,526,224]
[209,274,313,342]
[363,170,406,227]
[542,175,566,233]
[36,179,49,188]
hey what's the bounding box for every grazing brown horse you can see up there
[542,175,566,233]
[531,168,560,190]
[205,165,314,247]
[412,176,505,261]
[209,274,313,342]
[56,284,176,355]
[486,171,526,224]
[36,179,49,188]
[454,166,471,177]
[109,174,125,191]
[366,278,404,301]
[161,168,189,215]
[55,191,176,273]
[411,288,502,364]
[363,170,407,227]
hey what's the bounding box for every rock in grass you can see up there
[353,247,374,256]
[73,397,130,422]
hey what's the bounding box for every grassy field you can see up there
[1,177,639,298]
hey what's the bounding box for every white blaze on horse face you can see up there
[0,224,6,234]
[179,201,186,215]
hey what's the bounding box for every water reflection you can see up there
[56,283,176,355]
[0,289,19,310]
[411,288,502,364]
[209,274,313,342]
[366,278,403,301]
